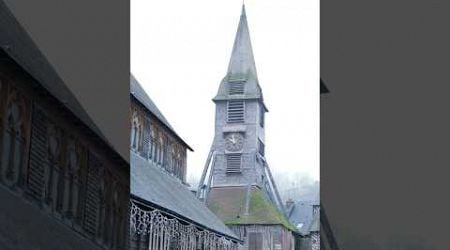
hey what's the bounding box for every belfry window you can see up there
[227,100,245,123]
[226,153,242,173]
[228,80,245,95]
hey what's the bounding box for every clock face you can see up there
[225,133,244,151]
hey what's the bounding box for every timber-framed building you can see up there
[129,75,242,249]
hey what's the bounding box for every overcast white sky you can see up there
[131,0,319,182]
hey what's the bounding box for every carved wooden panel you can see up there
[0,78,32,189]
[62,136,87,225]
[0,60,129,249]
[130,99,189,181]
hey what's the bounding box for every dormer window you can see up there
[227,100,245,123]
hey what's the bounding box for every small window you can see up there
[228,80,245,95]
[227,100,245,123]
[226,154,242,173]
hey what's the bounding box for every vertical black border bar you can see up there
[322,0,450,249]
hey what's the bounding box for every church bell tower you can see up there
[197,6,297,249]
[195,5,285,214]
[211,4,268,189]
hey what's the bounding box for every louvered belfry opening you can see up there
[227,100,245,123]
[226,153,242,173]
[228,80,245,95]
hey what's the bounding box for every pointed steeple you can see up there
[214,5,264,101]
[226,4,258,81]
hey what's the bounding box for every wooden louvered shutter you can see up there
[227,100,245,123]
[83,152,101,236]
[26,105,48,202]
[226,154,242,173]
[228,80,245,95]
[141,116,151,159]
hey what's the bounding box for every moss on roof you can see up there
[207,186,297,232]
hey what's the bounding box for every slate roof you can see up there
[130,152,239,240]
[130,74,193,151]
[226,5,258,81]
[288,201,319,236]
[0,1,126,162]
[207,186,297,232]
[213,4,266,109]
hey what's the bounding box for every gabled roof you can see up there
[213,5,265,104]
[130,74,193,151]
[207,186,297,232]
[130,152,238,240]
